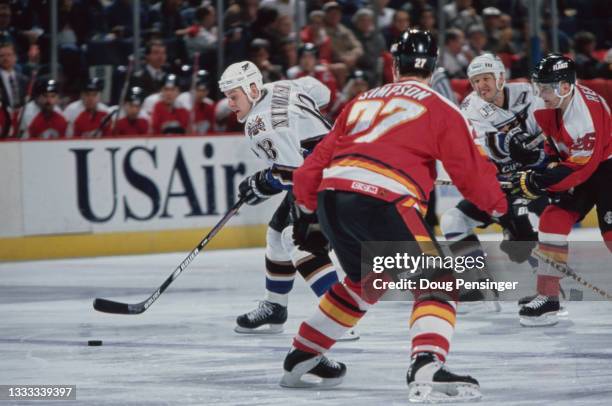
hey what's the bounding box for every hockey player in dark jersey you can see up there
[280,30,508,402]
[508,54,612,326]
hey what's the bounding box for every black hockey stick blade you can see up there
[92,196,246,315]
[93,298,138,314]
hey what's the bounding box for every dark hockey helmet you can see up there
[391,29,438,76]
[195,70,210,89]
[298,42,319,59]
[125,86,144,105]
[162,73,179,88]
[532,53,576,85]
[83,77,104,92]
[35,78,59,96]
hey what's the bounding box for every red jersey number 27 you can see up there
[346,98,426,143]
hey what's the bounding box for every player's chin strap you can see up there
[554,84,574,109]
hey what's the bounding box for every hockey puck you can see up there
[87,340,103,346]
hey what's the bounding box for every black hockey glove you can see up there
[238,170,282,205]
[496,200,538,263]
[291,205,329,254]
[507,170,543,200]
[507,129,544,166]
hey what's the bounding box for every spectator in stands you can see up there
[114,86,149,136]
[251,6,279,47]
[223,5,253,66]
[151,74,189,134]
[573,31,601,80]
[0,43,28,109]
[149,0,186,39]
[134,41,168,98]
[323,2,363,69]
[482,6,502,52]
[496,13,520,55]
[0,4,29,59]
[269,14,295,67]
[249,38,284,83]
[439,28,469,78]
[599,49,612,79]
[353,8,386,86]
[19,78,67,139]
[105,0,150,38]
[443,0,482,32]
[177,4,217,60]
[300,10,332,64]
[260,0,296,20]
[383,8,410,49]
[330,69,370,120]
[287,42,338,108]
[416,6,436,37]
[463,25,488,60]
[177,70,215,135]
[373,0,395,29]
[278,36,298,73]
[64,77,111,138]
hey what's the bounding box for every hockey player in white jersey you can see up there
[440,54,547,305]
[218,61,357,340]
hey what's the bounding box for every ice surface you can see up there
[1,228,611,405]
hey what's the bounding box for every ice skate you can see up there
[519,295,560,327]
[280,348,346,388]
[234,301,287,334]
[407,352,481,403]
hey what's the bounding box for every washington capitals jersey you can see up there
[19,101,67,139]
[461,82,543,173]
[242,76,331,187]
[64,100,111,138]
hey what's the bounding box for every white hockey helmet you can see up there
[218,61,263,103]
[467,53,505,90]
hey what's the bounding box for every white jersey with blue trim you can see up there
[242,76,331,186]
[460,82,544,173]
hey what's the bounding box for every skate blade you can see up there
[408,382,481,403]
[336,329,360,342]
[234,324,284,334]
[519,312,559,327]
[279,356,326,388]
[457,301,501,315]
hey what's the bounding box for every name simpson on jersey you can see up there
[359,83,432,101]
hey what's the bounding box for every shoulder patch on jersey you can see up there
[247,115,266,138]
[479,103,496,118]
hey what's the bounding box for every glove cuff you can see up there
[520,172,540,199]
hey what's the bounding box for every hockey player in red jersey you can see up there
[508,54,612,327]
[177,70,215,135]
[280,30,508,402]
[20,79,67,139]
[64,77,111,138]
[151,74,190,134]
[113,86,150,136]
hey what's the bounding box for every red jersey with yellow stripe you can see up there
[533,84,611,192]
[293,79,507,217]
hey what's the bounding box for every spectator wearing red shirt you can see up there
[64,77,110,138]
[113,86,149,136]
[287,43,338,111]
[151,74,189,134]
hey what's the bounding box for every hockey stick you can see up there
[13,68,38,138]
[109,55,135,136]
[93,196,247,314]
[188,52,200,134]
[435,178,512,189]
[532,249,612,300]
